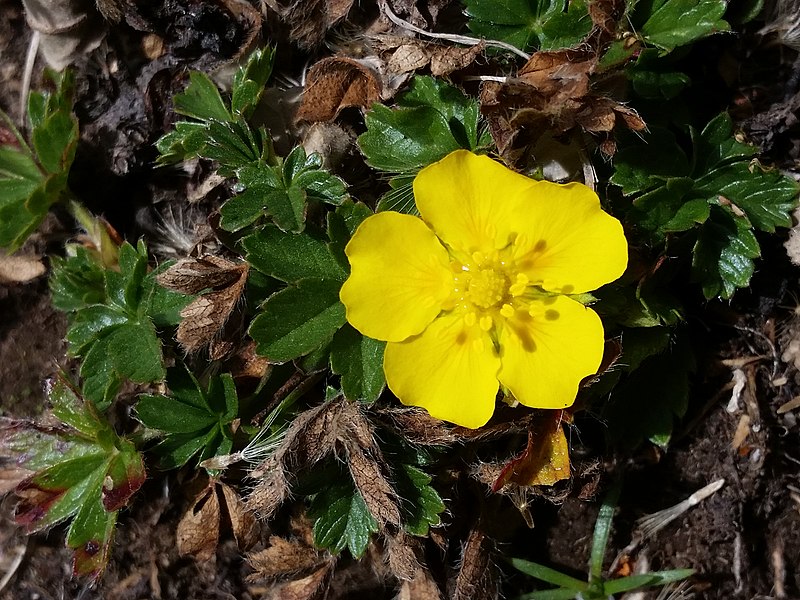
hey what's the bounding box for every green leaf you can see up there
[0,70,78,251]
[309,475,379,558]
[203,120,267,174]
[243,224,347,283]
[231,47,275,118]
[692,205,760,299]
[464,0,592,52]
[634,0,729,53]
[330,325,386,403]
[604,330,695,447]
[107,322,165,384]
[154,121,209,165]
[627,49,691,99]
[79,335,122,409]
[173,71,231,123]
[0,374,144,578]
[603,569,694,594]
[135,367,239,469]
[50,247,107,311]
[220,146,348,232]
[249,278,347,362]
[55,240,174,408]
[509,558,588,591]
[394,464,445,536]
[611,128,690,195]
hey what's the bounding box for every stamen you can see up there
[500,303,515,318]
[479,315,493,331]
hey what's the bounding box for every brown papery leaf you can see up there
[346,440,401,529]
[247,536,327,581]
[491,413,570,491]
[295,57,382,123]
[275,563,333,600]
[451,527,500,600]
[385,531,420,581]
[397,568,443,600]
[246,455,292,519]
[177,483,221,561]
[429,42,484,76]
[157,256,248,354]
[157,255,244,294]
[219,482,259,550]
[379,408,458,445]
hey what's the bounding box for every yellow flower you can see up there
[340,150,627,428]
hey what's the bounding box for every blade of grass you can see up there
[589,483,622,584]
[509,558,588,591]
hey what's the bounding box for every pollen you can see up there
[464,267,510,309]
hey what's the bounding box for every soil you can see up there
[1,0,800,599]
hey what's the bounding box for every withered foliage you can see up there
[248,535,331,581]
[262,0,354,49]
[479,0,645,158]
[450,526,500,600]
[177,479,258,561]
[157,255,249,358]
[295,57,383,123]
[248,398,400,532]
[372,35,484,77]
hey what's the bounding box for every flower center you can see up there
[465,267,509,309]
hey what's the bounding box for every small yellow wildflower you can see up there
[340,150,627,428]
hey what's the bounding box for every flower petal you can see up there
[497,295,604,409]
[384,312,500,428]
[510,181,627,294]
[341,212,453,342]
[414,150,537,255]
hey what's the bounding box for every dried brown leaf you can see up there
[429,43,484,76]
[451,527,499,600]
[385,531,420,582]
[347,440,401,529]
[219,482,259,550]
[379,408,457,445]
[295,57,382,123]
[158,256,248,354]
[156,255,245,294]
[248,536,327,581]
[387,43,430,73]
[247,455,291,518]
[397,568,442,600]
[177,484,220,561]
[275,563,333,600]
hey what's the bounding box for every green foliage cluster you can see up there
[0,376,145,577]
[0,70,78,250]
[0,0,796,584]
[51,240,189,408]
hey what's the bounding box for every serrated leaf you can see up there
[221,146,348,232]
[359,77,478,174]
[627,49,691,99]
[309,476,379,558]
[395,464,444,536]
[174,71,231,123]
[464,0,592,52]
[0,375,144,579]
[696,162,797,233]
[249,278,347,362]
[135,367,239,469]
[50,247,107,311]
[107,322,165,384]
[635,0,729,53]
[243,224,347,283]
[0,70,78,251]
[55,241,174,408]
[611,128,690,195]
[692,205,760,299]
[231,47,275,118]
[330,325,386,403]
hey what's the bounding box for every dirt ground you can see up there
[1,0,800,598]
